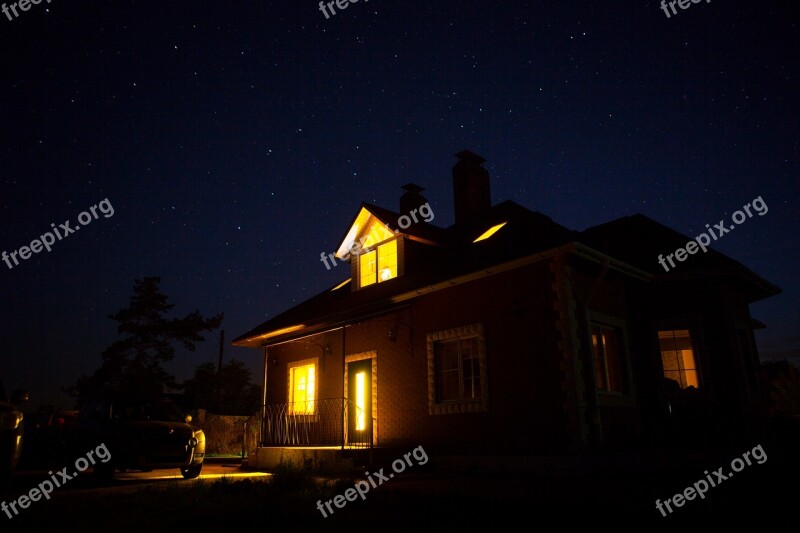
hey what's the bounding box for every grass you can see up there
[4,461,370,530]
[8,467,333,531]
[7,447,800,530]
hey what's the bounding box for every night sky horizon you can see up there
[1,0,797,409]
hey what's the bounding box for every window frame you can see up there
[657,328,701,390]
[427,323,489,415]
[343,351,378,446]
[357,235,400,289]
[287,357,318,416]
[588,312,633,398]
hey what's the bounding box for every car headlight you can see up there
[188,437,198,448]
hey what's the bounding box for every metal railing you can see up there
[247,397,372,450]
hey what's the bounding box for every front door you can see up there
[346,359,372,446]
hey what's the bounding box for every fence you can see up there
[188,409,261,457]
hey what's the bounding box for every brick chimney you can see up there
[400,183,428,216]
[452,150,491,226]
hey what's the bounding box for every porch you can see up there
[242,397,374,472]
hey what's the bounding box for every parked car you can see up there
[0,380,28,489]
[19,407,80,469]
[72,393,205,480]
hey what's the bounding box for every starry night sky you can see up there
[1,0,797,408]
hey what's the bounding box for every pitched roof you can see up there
[579,213,781,300]
[232,200,575,347]
[233,205,781,348]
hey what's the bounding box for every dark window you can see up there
[434,337,482,402]
[591,324,625,393]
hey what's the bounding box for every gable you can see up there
[334,206,398,260]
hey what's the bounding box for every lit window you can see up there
[289,363,316,415]
[359,250,377,287]
[355,372,366,431]
[377,239,397,281]
[359,238,398,288]
[473,222,507,243]
[658,329,699,389]
[591,324,625,393]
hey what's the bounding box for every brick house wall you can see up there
[260,250,765,454]
[263,257,574,454]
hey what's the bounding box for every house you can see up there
[233,150,780,466]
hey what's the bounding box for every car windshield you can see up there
[113,398,185,422]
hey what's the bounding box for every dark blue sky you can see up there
[1,0,797,408]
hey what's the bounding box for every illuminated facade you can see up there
[234,150,779,454]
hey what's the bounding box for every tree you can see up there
[760,359,800,416]
[69,277,223,406]
[184,359,262,415]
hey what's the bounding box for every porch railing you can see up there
[247,397,373,451]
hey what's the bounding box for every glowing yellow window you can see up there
[359,238,398,288]
[658,329,699,389]
[355,371,366,431]
[289,364,316,415]
[473,222,507,243]
[377,239,397,282]
[360,249,377,287]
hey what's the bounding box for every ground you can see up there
[2,442,798,531]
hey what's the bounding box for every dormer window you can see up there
[359,237,398,287]
[335,207,405,290]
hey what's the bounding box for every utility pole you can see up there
[218,329,225,373]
